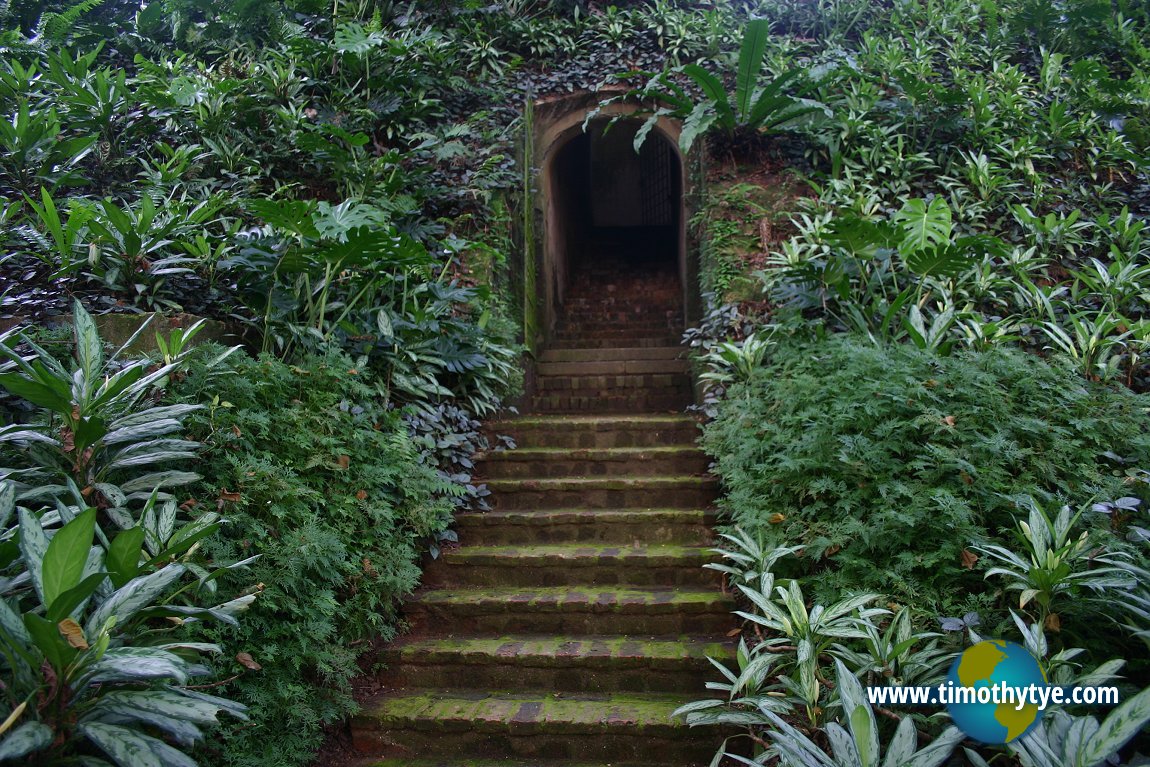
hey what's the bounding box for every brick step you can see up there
[548,337,681,349]
[479,447,710,478]
[530,392,694,414]
[539,347,685,363]
[378,635,734,694]
[453,509,716,546]
[404,586,735,635]
[422,544,721,587]
[351,690,720,762]
[536,375,691,394]
[536,359,689,378]
[555,325,683,338]
[485,476,717,510]
[487,415,700,449]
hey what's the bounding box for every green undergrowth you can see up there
[704,334,1150,619]
[167,346,455,767]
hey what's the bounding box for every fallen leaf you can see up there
[236,652,262,671]
[942,415,956,427]
[231,425,242,438]
[337,455,350,469]
[1044,612,1061,632]
[961,549,979,570]
[356,489,367,501]
[219,489,241,503]
[768,513,786,524]
[960,471,974,485]
[58,619,88,650]
[726,628,742,637]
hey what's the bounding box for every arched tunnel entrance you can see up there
[532,98,693,351]
[551,119,682,283]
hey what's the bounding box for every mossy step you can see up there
[404,586,735,635]
[452,509,715,546]
[423,544,719,587]
[443,543,714,565]
[379,634,732,693]
[387,634,733,665]
[487,415,700,449]
[351,690,720,761]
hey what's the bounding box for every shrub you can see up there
[703,335,1150,613]
[167,346,455,767]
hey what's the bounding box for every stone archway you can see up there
[531,93,692,348]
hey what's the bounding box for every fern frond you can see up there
[36,0,107,43]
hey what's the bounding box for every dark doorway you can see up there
[550,118,683,292]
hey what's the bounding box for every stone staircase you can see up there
[350,257,735,766]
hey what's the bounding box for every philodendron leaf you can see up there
[0,720,53,760]
[895,197,952,253]
[43,508,97,611]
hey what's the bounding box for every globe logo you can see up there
[946,640,1047,744]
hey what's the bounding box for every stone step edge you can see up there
[477,446,703,461]
[357,690,694,731]
[382,634,736,668]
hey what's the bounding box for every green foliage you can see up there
[744,659,966,767]
[615,19,829,154]
[703,335,1150,612]
[0,301,223,515]
[167,346,455,767]
[0,487,250,766]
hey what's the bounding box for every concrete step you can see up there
[485,476,718,510]
[422,544,721,587]
[404,586,736,635]
[351,690,721,762]
[478,447,710,478]
[378,635,734,694]
[452,509,716,546]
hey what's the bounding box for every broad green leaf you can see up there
[107,527,145,587]
[46,572,107,623]
[43,508,97,611]
[0,720,53,760]
[679,101,719,155]
[23,613,75,671]
[0,373,71,412]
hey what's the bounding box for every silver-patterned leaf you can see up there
[0,720,53,760]
[84,564,185,637]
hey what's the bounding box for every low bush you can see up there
[703,334,1150,615]
[168,346,455,767]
